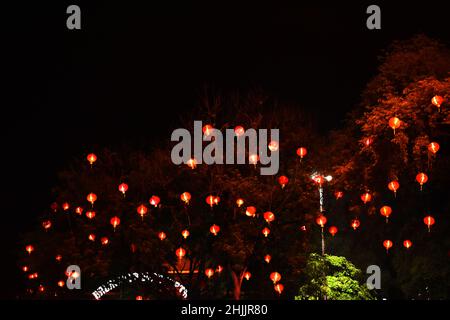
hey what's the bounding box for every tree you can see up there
[295,253,375,300]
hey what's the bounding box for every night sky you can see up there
[2,1,449,298]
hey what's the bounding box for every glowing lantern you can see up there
[180,192,191,204]
[315,215,327,228]
[424,215,435,232]
[42,220,52,231]
[249,154,259,167]
[264,254,272,264]
[268,141,279,152]
[216,265,223,273]
[25,245,34,255]
[313,175,324,185]
[244,271,251,281]
[383,240,393,252]
[62,202,70,211]
[176,247,186,259]
[403,240,412,249]
[50,202,58,212]
[278,176,289,189]
[101,237,109,245]
[328,226,338,237]
[58,281,65,288]
[416,173,428,190]
[158,232,167,241]
[234,126,245,137]
[351,219,360,230]
[205,268,215,278]
[75,207,83,215]
[263,211,275,223]
[137,204,148,219]
[187,158,197,169]
[236,198,244,207]
[86,211,96,219]
[210,224,220,236]
[245,206,256,217]
[428,142,440,154]
[149,195,160,207]
[300,225,307,231]
[202,124,213,136]
[118,183,128,196]
[388,181,400,196]
[87,153,97,166]
[296,147,307,159]
[262,227,271,237]
[206,195,216,208]
[88,234,96,241]
[136,296,143,301]
[360,192,372,204]
[380,206,392,223]
[270,272,281,284]
[22,266,29,272]
[87,193,97,206]
[214,196,220,205]
[181,229,190,239]
[389,117,401,134]
[431,95,444,111]
[335,191,344,200]
[38,285,45,293]
[55,254,62,262]
[274,283,284,295]
[110,216,120,231]
[363,137,373,147]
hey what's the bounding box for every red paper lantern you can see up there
[186,158,197,169]
[87,153,97,166]
[313,175,324,185]
[176,247,186,259]
[205,268,215,278]
[25,245,34,255]
[86,211,96,219]
[360,192,372,204]
[75,207,83,215]
[403,240,412,249]
[388,181,400,196]
[210,224,220,236]
[334,191,344,200]
[278,176,289,189]
[262,227,271,237]
[55,254,62,262]
[135,296,143,301]
[62,202,70,211]
[316,215,327,228]
[110,216,120,230]
[244,271,252,281]
[431,95,444,110]
[149,195,160,207]
[428,142,440,154]
[137,204,148,219]
[22,266,29,272]
[236,198,244,207]
[380,206,392,223]
[234,126,245,137]
[424,215,435,232]
[158,232,167,241]
[58,280,65,288]
[181,229,190,239]
[206,195,216,208]
[87,193,97,206]
[118,183,128,195]
[268,141,279,152]
[351,219,360,230]
[101,237,109,245]
[88,234,96,241]
[328,226,338,237]
[249,154,259,166]
[389,117,401,134]
[42,220,52,230]
[245,206,256,217]
[416,173,428,190]
[263,211,275,223]
[270,272,281,284]
[274,283,284,295]
[216,265,223,273]
[383,240,393,252]
[180,192,191,204]
[264,254,272,264]
[202,124,213,136]
[296,147,307,159]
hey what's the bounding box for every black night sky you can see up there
[2,1,450,298]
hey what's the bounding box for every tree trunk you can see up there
[231,268,246,300]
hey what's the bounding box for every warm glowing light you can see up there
[101,237,109,245]
[149,195,160,207]
[137,204,148,219]
[274,283,284,294]
[270,272,281,284]
[416,173,428,190]
[363,137,373,147]
[268,141,279,152]
[58,280,65,287]
[62,202,70,211]
[118,183,128,195]
[380,206,392,223]
[22,266,29,272]
[75,207,83,215]
[249,154,259,166]
[244,271,251,281]
[360,192,372,204]
[135,296,143,300]
[86,211,96,219]
[110,216,120,230]
[388,181,399,196]
[88,234,96,241]
[278,175,289,188]
[264,254,272,264]
[176,247,186,259]
[205,268,215,278]
[234,126,245,137]
[210,224,220,236]
[158,232,167,241]
[424,215,435,232]
[236,198,244,207]
[87,193,97,205]
[202,124,214,136]
[428,142,440,154]
[25,245,34,255]
[87,153,97,166]
[328,226,338,237]
[263,211,275,223]
[315,215,327,228]
[180,192,191,204]
[312,175,324,185]
[431,95,444,110]
[335,191,344,199]
[389,117,401,134]
[55,254,62,262]
[181,229,190,239]
[50,202,58,212]
[42,220,52,230]
[186,158,197,169]
[38,285,45,292]
[325,175,333,182]
[245,206,256,217]
[216,265,223,273]
[296,147,307,159]
[383,240,393,252]
[262,227,271,237]
[403,240,412,249]
[351,219,360,230]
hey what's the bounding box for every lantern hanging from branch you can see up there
[118,183,128,196]
[423,215,435,232]
[245,206,256,217]
[210,224,220,236]
[180,192,191,204]
[244,271,252,281]
[268,141,279,152]
[383,240,393,253]
[87,193,97,206]
[380,206,392,223]
[296,147,307,160]
[205,268,215,279]
[110,216,120,231]
[149,195,160,207]
[431,95,444,111]
[25,245,34,255]
[416,173,428,191]
[158,232,166,241]
[351,219,360,230]
[263,211,275,223]
[278,175,289,189]
[86,211,96,219]
[176,247,186,259]
[403,240,412,249]
[236,198,244,207]
[62,202,70,211]
[87,153,97,167]
[42,220,52,231]
[101,237,109,245]
[75,207,83,215]
[262,227,271,237]
[315,215,327,228]
[249,154,259,167]
[334,191,344,200]
[274,283,284,295]
[270,272,281,284]
[389,117,401,134]
[202,124,213,136]
[428,142,440,154]
[137,205,148,220]
[328,226,338,237]
[181,229,190,239]
[186,158,197,169]
[234,126,245,137]
[264,254,271,264]
[360,192,372,204]
[88,234,96,241]
[388,180,400,197]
